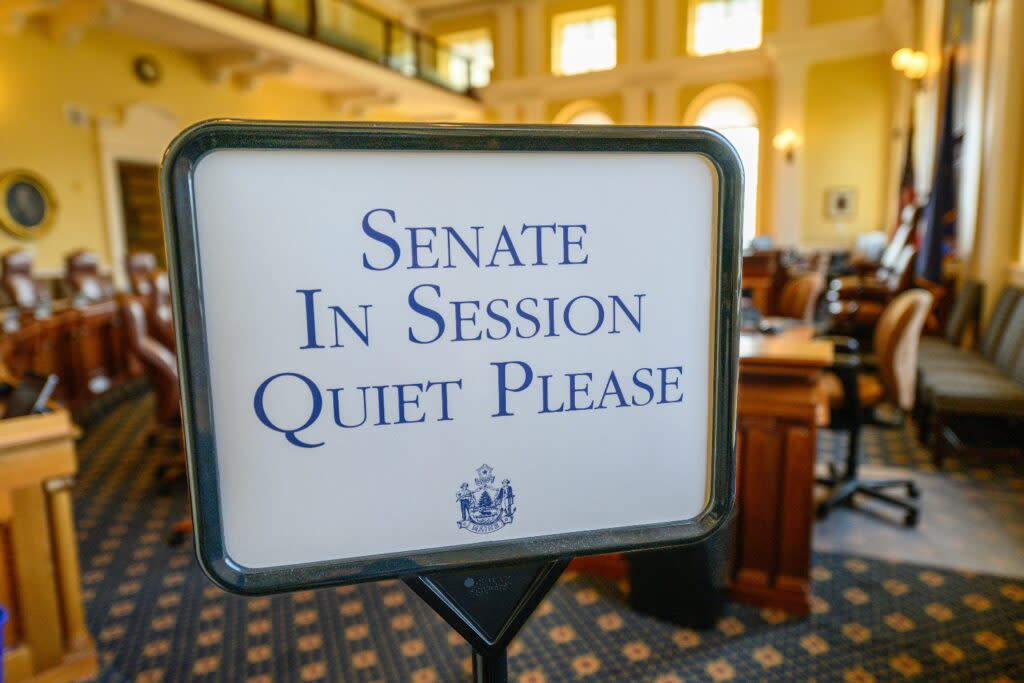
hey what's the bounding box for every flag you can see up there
[897,113,916,223]
[918,50,958,283]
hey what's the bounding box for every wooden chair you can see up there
[777,272,825,324]
[817,288,933,526]
[65,250,114,305]
[826,244,917,339]
[126,251,157,298]
[119,295,182,489]
[829,204,919,298]
[1,249,49,311]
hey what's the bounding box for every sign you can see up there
[161,121,741,595]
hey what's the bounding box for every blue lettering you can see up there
[253,372,323,448]
[408,283,445,344]
[361,208,401,271]
[492,360,533,417]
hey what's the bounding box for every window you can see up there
[552,6,616,76]
[441,29,493,90]
[566,110,614,125]
[690,0,762,56]
[695,96,759,245]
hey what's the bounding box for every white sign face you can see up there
[165,123,739,590]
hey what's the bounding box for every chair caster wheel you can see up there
[168,530,186,546]
[904,510,918,527]
[907,483,920,499]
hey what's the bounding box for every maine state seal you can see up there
[456,464,515,534]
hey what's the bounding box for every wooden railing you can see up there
[207,0,485,96]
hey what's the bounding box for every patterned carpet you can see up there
[74,395,1024,682]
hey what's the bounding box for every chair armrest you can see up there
[817,335,860,354]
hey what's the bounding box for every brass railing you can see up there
[207,0,484,96]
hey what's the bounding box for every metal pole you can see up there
[472,649,508,683]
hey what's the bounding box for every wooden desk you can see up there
[729,328,833,615]
[0,407,98,682]
[571,327,833,616]
[742,250,788,315]
[0,301,134,409]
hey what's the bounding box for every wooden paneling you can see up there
[0,408,97,682]
[0,302,132,409]
[727,350,828,616]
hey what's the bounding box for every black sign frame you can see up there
[161,120,742,596]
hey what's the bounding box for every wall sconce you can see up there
[891,48,928,80]
[772,129,802,163]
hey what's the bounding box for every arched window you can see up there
[695,96,759,245]
[566,110,614,125]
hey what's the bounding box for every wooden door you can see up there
[117,161,165,267]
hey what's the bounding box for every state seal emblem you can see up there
[456,464,515,534]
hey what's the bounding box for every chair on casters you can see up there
[817,288,934,526]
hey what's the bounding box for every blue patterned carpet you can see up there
[76,396,1024,682]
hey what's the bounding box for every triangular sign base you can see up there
[404,559,568,656]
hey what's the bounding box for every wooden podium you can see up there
[727,329,832,615]
[0,407,98,682]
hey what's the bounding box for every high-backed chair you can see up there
[120,295,182,486]
[827,244,917,339]
[125,251,176,349]
[65,250,114,304]
[777,272,825,324]
[1,249,48,311]
[817,289,934,526]
[829,205,919,298]
[126,252,158,298]
[148,271,176,350]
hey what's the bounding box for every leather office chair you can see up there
[120,295,183,487]
[1,249,49,311]
[65,250,114,305]
[817,289,934,526]
[777,272,825,324]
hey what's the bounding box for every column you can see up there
[652,0,677,59]
[622,0,647,65]
[622,86,648,124]
[495,3,518,80]
[522,0,545,77]
[969,0,1024,315]
[651,83,677,125]
[771,54,807,247]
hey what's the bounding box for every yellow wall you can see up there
[802,54,892,244]
[0,26,340,272]
[808,0,883,25]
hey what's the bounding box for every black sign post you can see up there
[406,561,568,683]
[160,120,742,682]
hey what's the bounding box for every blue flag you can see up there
[918,51,958,283]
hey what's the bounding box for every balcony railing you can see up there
[207,0,484,96]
